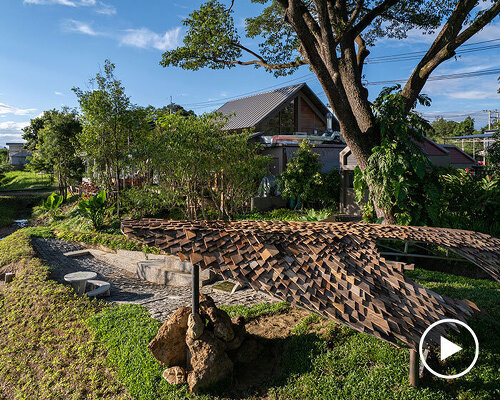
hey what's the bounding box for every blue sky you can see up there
[1,0,499,147]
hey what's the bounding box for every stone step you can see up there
[63,249,92,258]
[86,279,111,298]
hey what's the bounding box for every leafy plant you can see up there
[298,209,332,221]
[354,86,439,225]
[42,192,63,214]
[78,190,108,231]
[280,139,323,208]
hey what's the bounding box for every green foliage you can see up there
[298,209,332,221]
[161,0,241,71]
[78,190,108,231]
[354,86,438,225]
[0,195,44,229]
[0,170,54,191]
[280,139,322,207]
[219,302,290,319]
[73,60,135,217]
[121,186,170,219]
[487,130,500,169]
[152,112,270,219]
[0,229,129,400]
[26,108,84,199]
[42,192,63,214]
[235,208,304,221]
[433,169,500,236]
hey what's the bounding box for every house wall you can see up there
[298,96,326,134]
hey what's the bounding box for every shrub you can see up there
[78,190,108,231]
[122,186,170,219]
[280,139,322,207]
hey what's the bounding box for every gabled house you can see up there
[217,83,344,175]
[6,142,31,168]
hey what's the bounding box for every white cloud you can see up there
[119,27,181,51]
[96,2,116,15]
[448,90,499,100]
[63,19,98,36]
[0,102,36,116]
[24,0,96,6]
[0,121,30,131]
[54,91,64,96]
[0,121,29,146]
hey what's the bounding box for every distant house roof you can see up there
[444,132,495,140]
[442,144,476,165]
[418,136,449,156]
[6,142,26,146]
[217,83,330,131]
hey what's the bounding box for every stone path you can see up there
[32,238,275,322]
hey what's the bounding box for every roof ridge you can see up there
[221,82,305,104]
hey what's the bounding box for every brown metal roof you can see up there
[121,219,499,348]
[216,83,330,131]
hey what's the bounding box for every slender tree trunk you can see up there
[115,163,120,219]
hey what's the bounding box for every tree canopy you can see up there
[161,0,500,223]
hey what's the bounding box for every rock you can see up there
[186,331,233,393]
[187,312,204,340]
[226,316,246,351]
[148,306,191,367]
[205,307,235,342]
[234,338,261,364]
[163,366,186,385]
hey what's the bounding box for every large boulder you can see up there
[148,306,191,367]
[186,330,233,393]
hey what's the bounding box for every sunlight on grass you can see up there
[0,170,54,191]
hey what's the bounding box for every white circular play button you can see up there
[419,318,479,379]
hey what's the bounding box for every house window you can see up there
[262,99,296,135]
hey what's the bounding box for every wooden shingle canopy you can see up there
[121,219,500,349]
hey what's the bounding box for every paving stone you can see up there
[32,237,274,322]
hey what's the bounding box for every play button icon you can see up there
[419,318,479,379]
[440,336,462,361]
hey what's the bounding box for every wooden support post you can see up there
[409,349,419,387]
[192,264,200,315]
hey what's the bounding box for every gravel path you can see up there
[32,238,274,322]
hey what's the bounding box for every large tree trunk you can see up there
[115,164,120,219]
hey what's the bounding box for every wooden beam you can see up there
[409,349,419,387]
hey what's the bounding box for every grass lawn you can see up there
[0,227,498,400]
[0,170,55,191]
[0,229,130,399]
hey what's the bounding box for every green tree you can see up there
[28,108,84,199]
[152,112,270,219]
[280,139,322,208]
[161,0,500,224]
[453,116,475,136]
[73,60,133,218]
[428,117,458,142]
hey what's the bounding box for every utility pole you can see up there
[483,109,500,130]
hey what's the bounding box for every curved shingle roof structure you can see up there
[121,219,500,348]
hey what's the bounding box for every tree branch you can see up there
[214,57,307,70]
[348,0,365,25]
[350,0,399,37]
[401,0,500,112]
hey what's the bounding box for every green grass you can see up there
[0,170,54,191]
[0,229,130,399]
[219,302,290,319]
[87,305,205,400]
